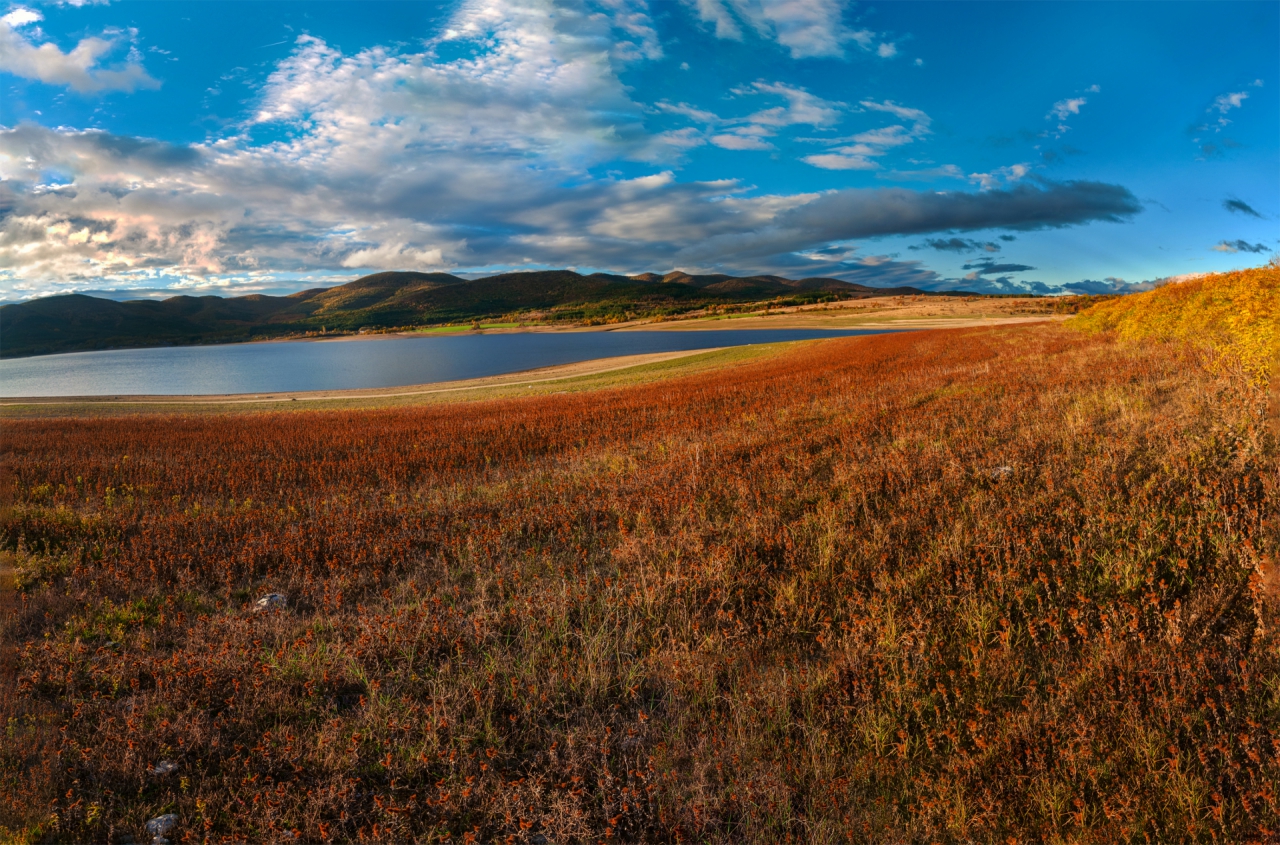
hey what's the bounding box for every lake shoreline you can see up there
[0,327,912,403]
[0,347,722,407]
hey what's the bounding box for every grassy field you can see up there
[2,313,1278,841]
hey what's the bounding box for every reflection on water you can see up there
[0,329,894,397]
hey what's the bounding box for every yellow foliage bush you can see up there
[1071,262,1280,382]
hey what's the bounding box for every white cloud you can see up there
[1,6,41,28]
[800,99,930,170]
[1251,78,1263,87]
[655,100,719,123]
[746,80,842,126]
[1046,89,1098,137]
[664,80,842,150]
[851,126,914,147]
[861,99,930,127]
[1192,88,1256,142]
[601,0,664,61]
[339,242,449,270]
[255,0,669,166]
[1210,91,1248,113]
[1049,97,1087,120]
[802,152,877,170]
[968,163,1030,191]
[684,0,900,60]
[711,133,773,150]
[0,12,159,93]
[689,0,743,40]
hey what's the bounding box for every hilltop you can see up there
[0,269,967,358]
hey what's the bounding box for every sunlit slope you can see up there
[1071,264,1280,379]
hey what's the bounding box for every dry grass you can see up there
[2,324,1278,843]
[1071,264,1279,382]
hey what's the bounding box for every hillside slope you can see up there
[0,269,956,358]
[1072,263,1279,379]
[4,326,1276,841]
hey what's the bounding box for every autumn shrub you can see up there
[1,324,1278,843]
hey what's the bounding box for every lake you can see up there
[0,329,894,397]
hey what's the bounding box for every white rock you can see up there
[254,593,287,612]
[990,466,1013,478]
[146,814,178,837]
[151,760,178,776]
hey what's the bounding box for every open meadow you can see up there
[2,274,1279,842]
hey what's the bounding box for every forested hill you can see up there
[0,269,951,358]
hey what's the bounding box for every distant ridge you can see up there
[0,268,970,359]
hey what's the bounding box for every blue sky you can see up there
[0,0,1275,301]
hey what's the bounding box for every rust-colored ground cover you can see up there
[2,325,1278,843]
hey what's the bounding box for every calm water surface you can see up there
[0,329,893,397]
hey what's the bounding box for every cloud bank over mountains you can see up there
[0,0,1209,300]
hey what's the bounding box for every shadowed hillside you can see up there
[0,269,962,359]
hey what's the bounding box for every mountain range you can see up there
[0,269,964,359]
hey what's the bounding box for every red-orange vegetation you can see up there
[2,324,1278,843]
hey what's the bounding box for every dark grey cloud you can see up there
[1223,198,1263,218]
[910,237,1001,253]
[962,259,1036,275]
[787,180,1141,235]
[0,124,203,174]
[1213,239,1271,254]
[998,234,1017,242]
[1061,277,1156,295]
[677,180,1142,265]
[914,275,1055,295]
[1197,138,1242,159]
